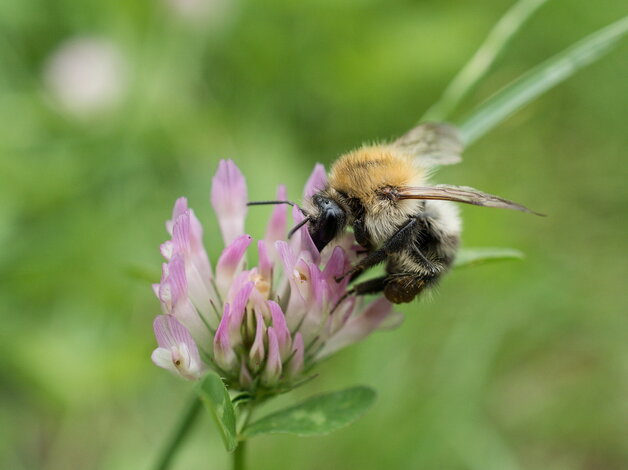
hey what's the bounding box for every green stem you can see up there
[422,0,548,121]
[154,395,203,470]
[232,440,246,470]
[232,400,257,470]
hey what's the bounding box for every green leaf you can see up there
[242,386,376,438]
[423,0,548,121]
[459,16,628,145]
[454,248,524,269]
[197,372,237,452]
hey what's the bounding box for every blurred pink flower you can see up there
[151,160,403,390]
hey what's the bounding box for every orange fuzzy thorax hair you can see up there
[328,145,425,204]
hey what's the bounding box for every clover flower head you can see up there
[151,160,403,393]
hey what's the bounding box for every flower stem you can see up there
[154,395,203,470]
[232,440,246,470]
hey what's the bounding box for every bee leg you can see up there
[383,274,431,304]
[336,217,418,282]
[411,247,440,275]
[348,249,372,283]
[353,217,372,250]
[349,268,366,282]
[335,249,387,283]
[330,276,388,314]
[352,275,389,295]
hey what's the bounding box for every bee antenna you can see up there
[247,200,295,207]
[287,216,311,239]
[247,200,307,215]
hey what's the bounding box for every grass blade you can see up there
[422,0,548,121]
[459,16,628,145]
[454,248,524,269]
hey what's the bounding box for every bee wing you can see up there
[392,122,463,166]
[397,184,544,215]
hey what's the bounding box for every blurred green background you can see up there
[1,0,626,469]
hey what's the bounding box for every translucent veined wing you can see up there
[392,122,464,166]
[397,184,543,215]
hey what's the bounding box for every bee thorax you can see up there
[364,198,422,247]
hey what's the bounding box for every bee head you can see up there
[307,194,347,252]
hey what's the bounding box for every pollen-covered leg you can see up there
[383,274,431,304]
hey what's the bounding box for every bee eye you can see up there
[309,196,347,251]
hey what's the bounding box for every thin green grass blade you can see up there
[422,0,548,121]
[454,248,524,269]
[459,16,628,145]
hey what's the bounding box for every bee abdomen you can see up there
[383,275,433,304]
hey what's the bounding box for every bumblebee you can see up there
[252,123,540,304]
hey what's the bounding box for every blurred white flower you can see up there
[163,0,236,25]
[43,37,127,117]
